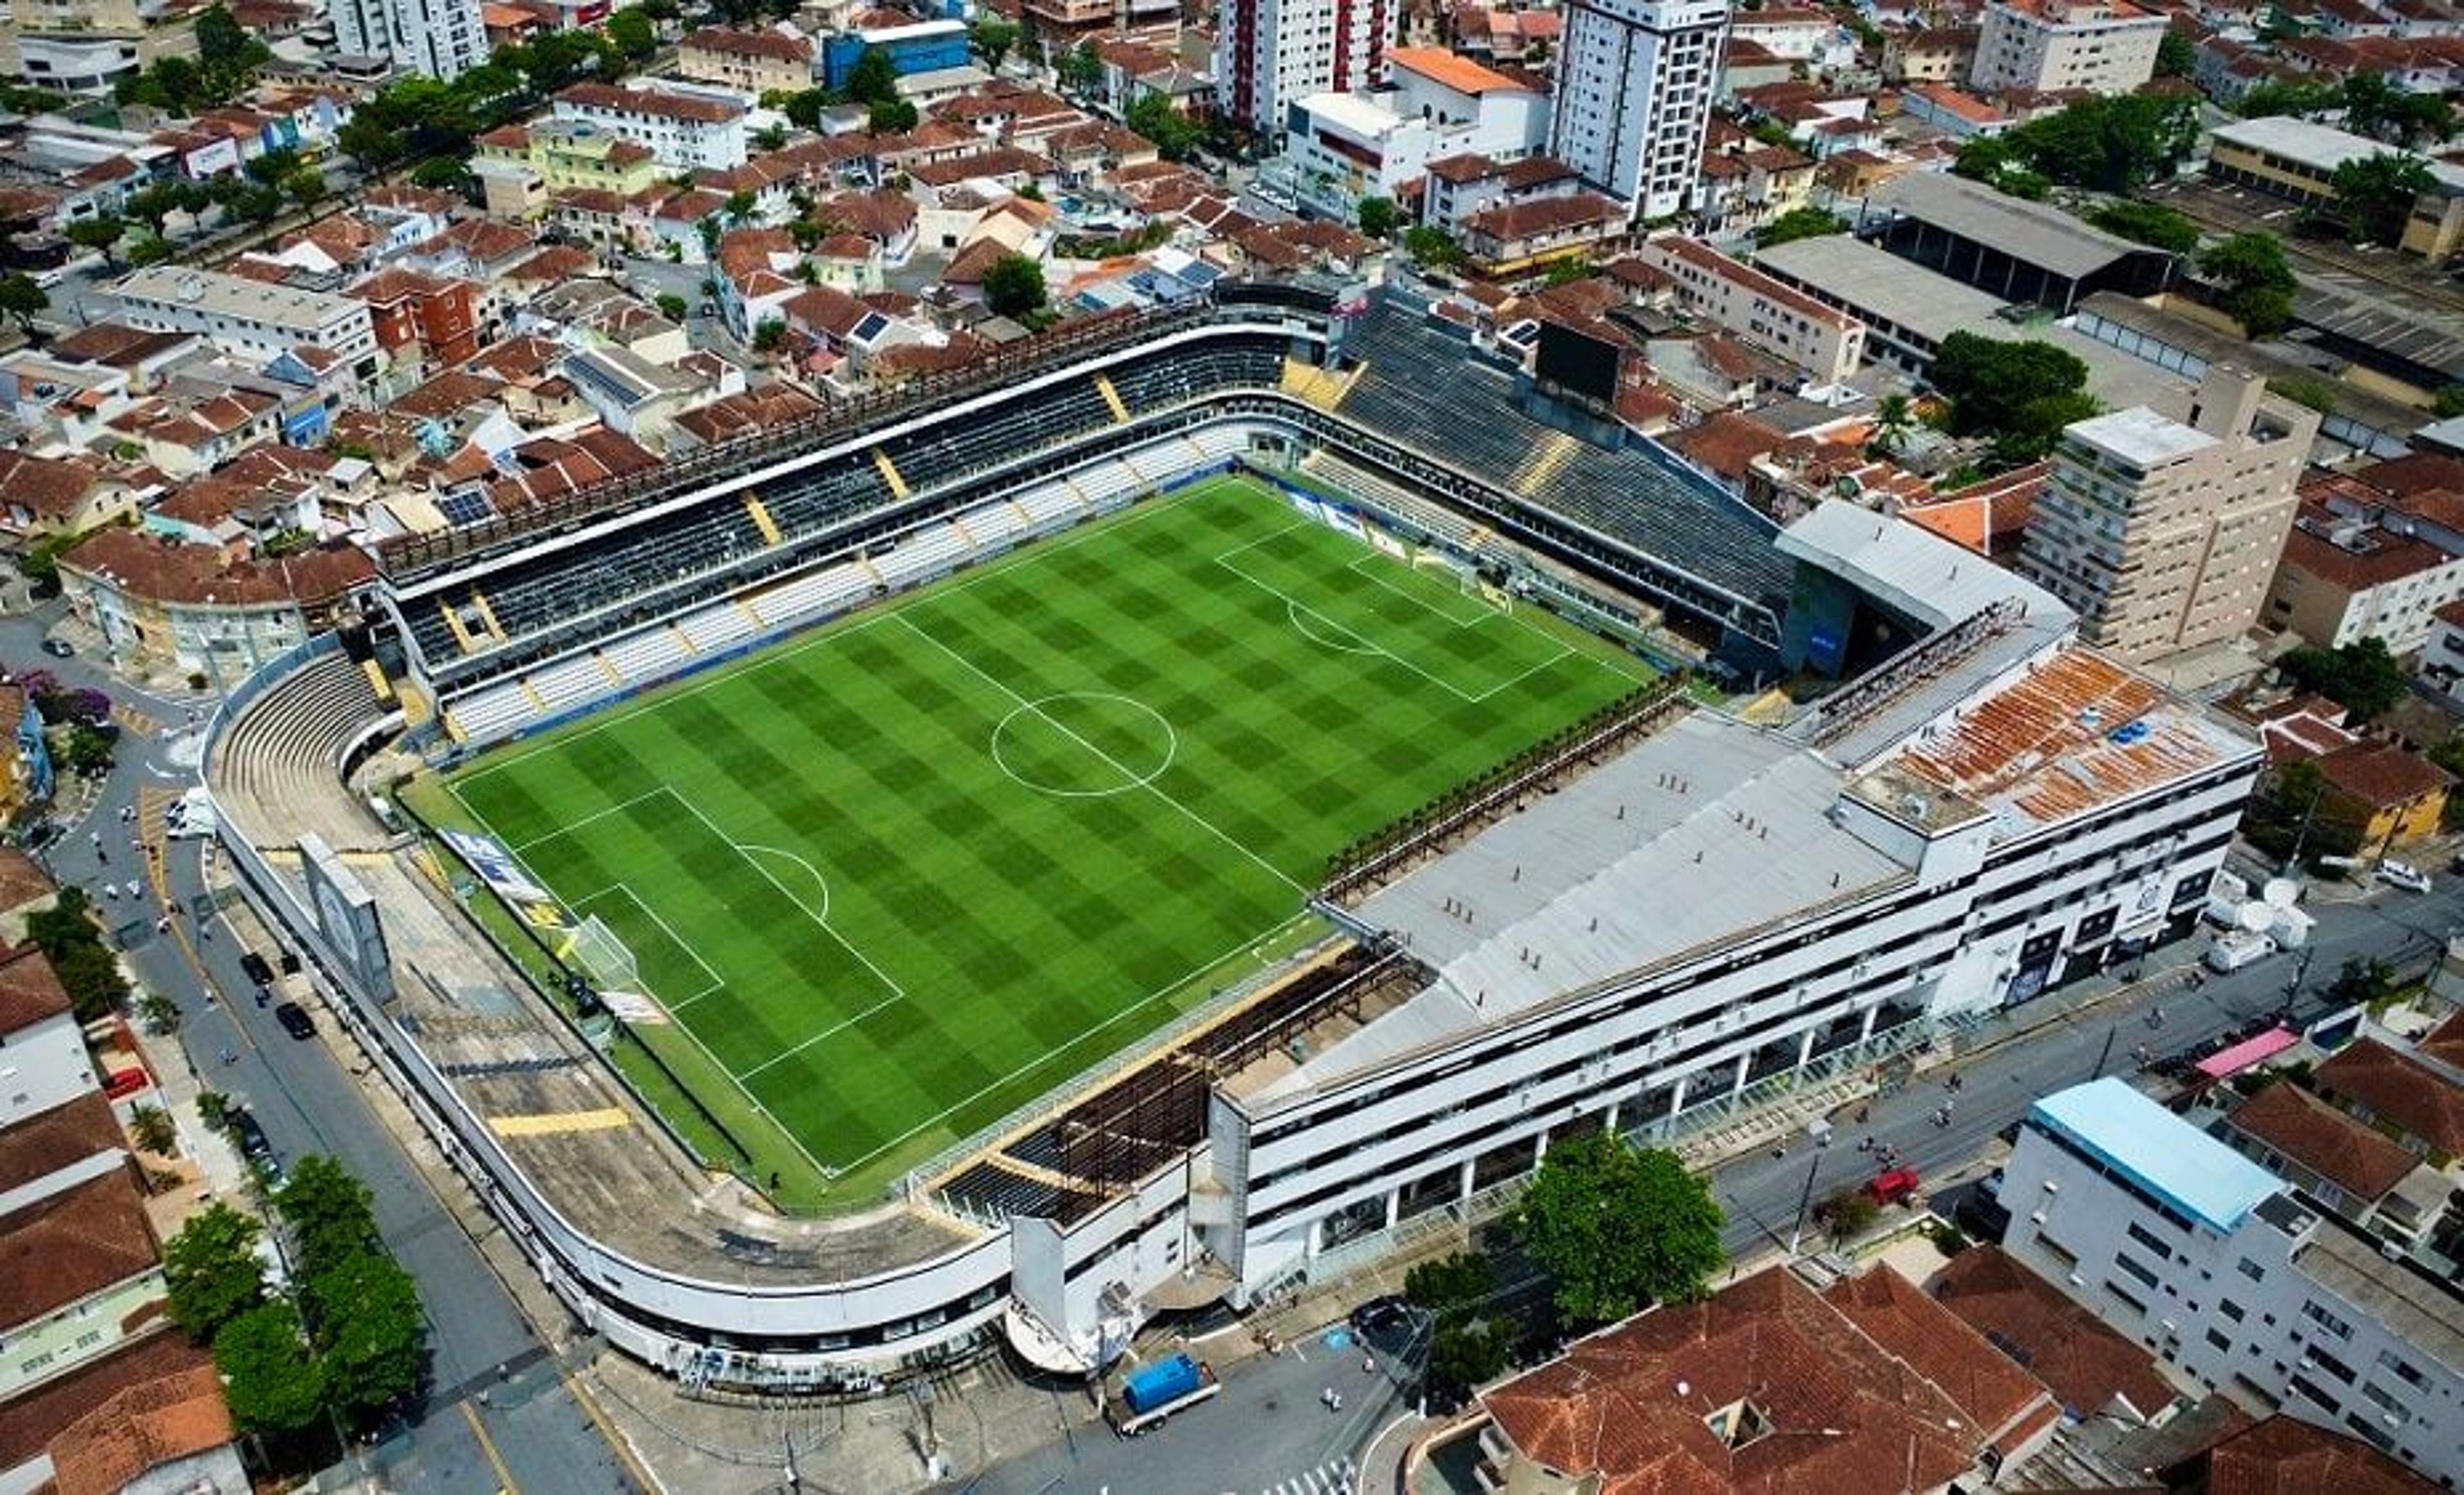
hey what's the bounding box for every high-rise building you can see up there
[1970,0,2166,96]
[1215,0,1397,137]
[330,0,486,80]
[2019,364,2317,665]
[1547,0,1727,221]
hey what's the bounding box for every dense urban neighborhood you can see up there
[4,0,2464,1488]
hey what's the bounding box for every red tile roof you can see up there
[2314,1038,2464,1158]
[2227,1079,2421,1200]
[0,1093,123,1198]
[1929,1245,2178,1421]
[0,1332,210,1471]
[0,1168,158,1331]
[60,529,373,610]
[0,945,71,1032]
[2187,1415,2440,1495]
[681,24,812,60]
[47,1360,233,1495]
[2314,741,2454,810]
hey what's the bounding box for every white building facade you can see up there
[1970,0,2166,95]
[1215,0,1398,136]
[111,268,381,381]
[2000,1079,2464,1483]
[329,0,486,79]
[1550,0,1728,219]
[1279,47,1547,212]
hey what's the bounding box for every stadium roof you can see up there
[1251,712,1910,1102]
[1867,171,2153,281]
[1775,500,2064,633]
[2030,1078,2284,1234]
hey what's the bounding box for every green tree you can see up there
[2437,384,2464,418]
[1356,195,1398,239]
[2199,230,2297,336]
[1126,91,1201,160]
[2155,26,2194,77]
[1870,391,1915,457]
[28,889,128,1020]
[1403,223,1465,269]
[1756,205,1845,247]
[214,1301,325,1435]
[1929,331,2096,465]
[971,15,1020,69]
[196,1090,231,1131]
[2274,374,2338,414]
[274,1154,382,1278]
[2323,152,2438,246]
[0,272,41,336]
[656,292,688,321]
[782,87,831,130]
[284,166,328,209]
[306,1252,427,1424]
[408,156,474,193]
[1822,1185,1880,1240]
[2236,78,2340,119]
[64,213,126,268]
[605,4,656,62]
[1403,1251,1495,1315]
[845,44,900,107]
[751,316,787,352]
[753,123,789,152]
[2340,71,2454,146]
[867,98,918,133]
[243,145,300,187]
[1057,41,1104,97]
[2278,637,2409,721]
[1512,1133,1724,1328]
[126,234,178,268]
[138,989,180,1033]
[2087,198,2200,255]
[1426,1314,1513,1397]
[129,1105,176,1156]
[164,1202,267,1342]
[2327,957,2397,1006]
[723,187,758,225]
[123,182,187,239]
[982,252,1047,318]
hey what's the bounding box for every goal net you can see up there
[561,914,642,996]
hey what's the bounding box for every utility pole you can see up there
[1788,1152,1821,1255]
[2090,1025,2116,1081]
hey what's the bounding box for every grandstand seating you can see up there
[211,652,389,850]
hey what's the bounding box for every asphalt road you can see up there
[2,601,635,1495]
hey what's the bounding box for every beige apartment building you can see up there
[1639,235,1867,385]
[1969,0,2165,96]
[676,25,813,98]
[0,0,195,95]
[2019,365,2318,664]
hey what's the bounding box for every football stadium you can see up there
[202,282,2262,1392]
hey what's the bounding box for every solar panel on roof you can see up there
[437,490,493,527]
[1178,261,1224,286]
[849,311,891,342]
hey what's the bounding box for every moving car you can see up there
[273,1000,316,1039]
[1349,1294,1411,1335]
[2376,860,2433,894]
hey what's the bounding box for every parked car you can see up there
[237,951,275,986]
[2377,860,2433,895]
[1863,1166,1922,1207]
[1349,1294,1411,1335]
[273,1001,316,1040]
[230,1109,279,1179]
[38,638,72,658]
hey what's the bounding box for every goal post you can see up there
[561,913,643,996]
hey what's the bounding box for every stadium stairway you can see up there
[212,653,388,851]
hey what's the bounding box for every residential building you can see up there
[1970,0,2166,94]
[1998,1077,2463,1484]
[56,529,373,688]
[1451,1265,2058,1492]
[1928,1244,2183,1427]
[2304,740,2453,859]
[472,120,665,222]
[680,24,814,97]
[0,947,96,1130]
[0,0,194,94]
[2019,364,2317,664]
[1419,153,1582,230]
[551,82,751,172]
[349,267,483,368]
[2423,600,2464,706]
[0,453,137,552]
[111,267,381,384]
[820,19,966,90]
[1457,191,1629,277]
[2209,117,2464,264]
[1215,0,1398,135]
[1550,0,1727,219]
[1637,235,1868,384]
[1279,49,1547,214]
[2266,504,2464,653]
[2220,1080,2450,1252]
[1899,81,2012,137]
[329,0,486,78]
[1883,24,1977,81]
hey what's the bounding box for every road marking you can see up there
[459,1399,520,1494]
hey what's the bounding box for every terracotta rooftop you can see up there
[0,451,111,522]
[391,368,506,421]
[1480,1266,2053,1495]
[0,1331,211,1471]
[2313,741,2454,810]
[2227,1079,2421,1200]
[1387,45,1527,94]
[0,848,51,913]
[1668,412,1787,481]
[671,381,823,444]
[0,1168,158,1331]
[1462,191,1624,243]
[558,80,745,124]
[60,529,373,610]
[47,1359,232,1495]
[2184,1414,2441,1495]
[0,1093,123,1198]
[1929,1245,2178,1421]
[681,23,811,60]
[2420,1006,2464,1070]
[2314,1038,2464,1158]
[2279,509,2459,592]
[0,944,71,1032]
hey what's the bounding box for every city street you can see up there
[0,601,636,1494]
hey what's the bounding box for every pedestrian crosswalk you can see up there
[1253,1456,1353,1495]
[111,702,161,737]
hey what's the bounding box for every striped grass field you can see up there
[442,475,1647,1208]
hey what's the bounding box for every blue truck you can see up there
[1107,1353,1219,1435]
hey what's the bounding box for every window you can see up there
[2300,1301,2354,1341]
[2219,1298,2246,1323]
[2105,1279,2149,1315]
[2236,1258,2265,1283]
[2125,1222,2175,1261]
[2114,1252,2160,1289]
[2377,1349,2426,1388]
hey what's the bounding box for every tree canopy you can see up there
[1953,93,2200,196]
[26,886,127,1021]
[2242,73,2454,146]
[970,15,1019,69]
[305,1252,427,1422]
[274,1154,382,1279]
[2087,199,2200,255]
[164,1202,267,1342]
[982,252,1047,318]
[214,1302,325,1435]
[2198,231,2297,336]
[1127,92,1201,160]
[1928,331,2098,467]
[844,44,900,108]
[1755,206,1845,248]
[1356,195,1398,239]
[0,273,42,336]
[1512,1132,1724,1328]
[2278,637,2409,721]
[2320,153,2438,246]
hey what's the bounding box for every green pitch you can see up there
[441,475,1647,1208]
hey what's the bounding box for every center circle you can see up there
[990,694,1177,798]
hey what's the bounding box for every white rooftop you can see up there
[1776,500,2067,633]
[114,266,366,335]
[2213,116,2464,198]
[2065,405,2219,468]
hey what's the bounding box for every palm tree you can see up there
[1870,393,1915,458]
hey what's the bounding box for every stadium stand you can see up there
[210,653,389,851]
